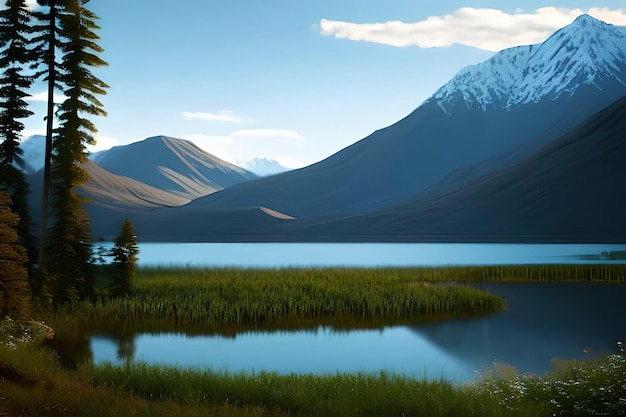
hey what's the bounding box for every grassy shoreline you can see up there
[1,339,624,417]
[3,265,625,416]
[50,266,517,335]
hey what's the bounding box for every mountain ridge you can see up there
[429,14,626,112]
[93,135,258,200]
[182,14,626,221]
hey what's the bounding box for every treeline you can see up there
[0,0,136,320]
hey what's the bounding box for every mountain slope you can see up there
[314,95,626,242]
[187,15,626,219]
[94,135,257,200]
[27,160,191,239]
[133,95,626,242]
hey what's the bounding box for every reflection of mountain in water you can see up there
[412,283,625,376]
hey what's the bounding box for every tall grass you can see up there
[3,340,625,417]
[89,362,527,417]
[50,267,508,334]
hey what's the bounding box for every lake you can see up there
[129,242,626,267]
[69,282,625,383]
[72,242,626,383]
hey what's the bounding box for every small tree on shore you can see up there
[0,191,30,319]
[109,220,139,297]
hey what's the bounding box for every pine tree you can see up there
[0,0,36,287]
[31,0,64,269]
[34,0,108,305]
[0,191,30,319]
[109,220,139,297]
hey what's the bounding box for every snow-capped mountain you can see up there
[238,158,290,177]
[16,135,45,174]
[430,14,626,112]
[179,14,626,224]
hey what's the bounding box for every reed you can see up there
[49,267,507,334]
[88,362,521,417]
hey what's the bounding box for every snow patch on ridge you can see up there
[429,15,626,112]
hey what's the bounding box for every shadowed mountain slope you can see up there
[309,95,626,242]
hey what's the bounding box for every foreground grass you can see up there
[51,267,509,334]
[1,340,624,417]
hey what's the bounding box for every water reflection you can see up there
[415,283,625,376]
[91,326,474,380]
[56,283,626,383]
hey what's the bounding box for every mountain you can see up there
[93,135,257,200]
[294,95,626,242]
[24,135,258,239]
[431,14,626,112]
[16,135,45,174]
[27,160,191,239]
[124,94,626,242]
[238,158,290,176]
[183,15,626,221]
[23,15,626,242]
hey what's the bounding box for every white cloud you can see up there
[21,128,46,139]
[182,110,249,123]
[0,0,38,10]
[27,91,66,103]
[230,129,302,140]
[320,7,626,51]
[87,135,123,153]
[181,129,305,169]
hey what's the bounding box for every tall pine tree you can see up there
[34,0,108,305]
[32,0,62,269]
[0,0,36,284]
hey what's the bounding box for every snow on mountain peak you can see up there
[238,157,290,177]
[429,14,626,112]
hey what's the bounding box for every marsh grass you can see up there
[89,362,523,417]
[0,342,542,417]
[5,341,625,417]
[50,267,509,334]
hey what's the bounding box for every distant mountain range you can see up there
[238,158,290,177]
[23,15,626,242]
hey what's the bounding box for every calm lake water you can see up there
[132,242,626,267]
[77,282,625,383]
[69,242,626,383]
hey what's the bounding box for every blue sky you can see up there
[21,1,626,168]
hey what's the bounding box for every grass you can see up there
[48,264,626,336]
[2,338,624,416]
[49,267,510,334]
[5,265,625,415]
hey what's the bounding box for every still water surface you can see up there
[87,282,625,383]
[134,242,626,267]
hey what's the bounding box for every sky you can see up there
[19,1,626,169]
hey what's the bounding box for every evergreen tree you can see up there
[34,0,108,305]
[0,0,36,286]
[31,0,64,268]
[0,191,30,319]
[109,220,139,297]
